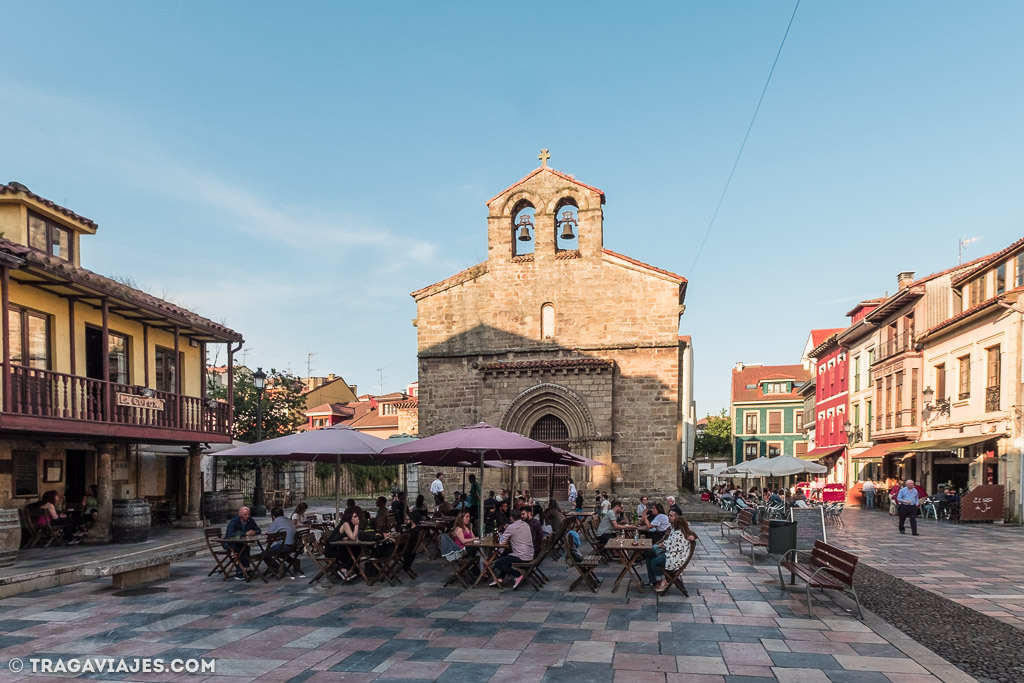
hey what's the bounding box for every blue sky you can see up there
[2,2,1023,415]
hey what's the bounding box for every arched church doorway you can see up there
[529,414,570,497]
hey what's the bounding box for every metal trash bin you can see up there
[768,519,796,555]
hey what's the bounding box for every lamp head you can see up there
[253,367,267,391]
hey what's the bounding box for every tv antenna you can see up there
[306,352,316,378]
[377,366,389,395]
[959,235,979,264]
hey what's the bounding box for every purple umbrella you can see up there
[381,422,598,533]
[217,425,389,513]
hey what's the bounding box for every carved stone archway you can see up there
[500,382,596,442]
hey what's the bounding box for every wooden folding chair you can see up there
[279,529,309,578]
[23,508,63,548]
[659,539,697,597]
[511,535,553,591]
[303,532,342,584]
[565,547,602,593]
[254,531,287,581]
[204,527,234,579]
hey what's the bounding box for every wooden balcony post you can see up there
[1,266,9,413]
[174,325,182,429]
[101,298,111,421]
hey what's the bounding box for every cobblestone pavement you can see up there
[0,522,973,682]
[819,507,1024,630]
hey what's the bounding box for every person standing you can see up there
[896,479,920,536]
[861,480,876,510]
[430,472,445,508]
[468,473,481,519]
[567,478,577,505]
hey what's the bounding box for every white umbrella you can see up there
[704,464,733,477]
[744,455,827,478]
[722,457,770,476]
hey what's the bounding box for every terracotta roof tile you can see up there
[602,249,687,283]
[486,166,606,206]
[732,364,811,404]
[919,285,1024,340]
[0,237,242,341]
[810,328,844,348]
[0,182,98,230]
[950,236,1024,286]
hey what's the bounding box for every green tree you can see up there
[210,366,307,477]
[695,409,732,458]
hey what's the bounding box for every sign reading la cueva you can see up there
[115,392,165,411]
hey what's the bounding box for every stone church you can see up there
[412,154,695,498]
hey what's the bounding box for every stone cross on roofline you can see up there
[538,149,550,167]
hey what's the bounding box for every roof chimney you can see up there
[328,373,335,380]
[734,362,745,372]
[897,272,915,290]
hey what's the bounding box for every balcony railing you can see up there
[5,364,229,435]
[875,332,914,364]
[986,385,1000,412]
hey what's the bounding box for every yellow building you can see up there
[0,182,243,540]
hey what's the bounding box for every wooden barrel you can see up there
[0,509,19,567]
[111,499,151,544]
[203,491,228,524]
[223,489,243,517]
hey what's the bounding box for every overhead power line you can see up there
[688,0,802,276]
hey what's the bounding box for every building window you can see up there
[935,363,946,402]
[380,403,398,416]
[155,346,179,394]
[795,411,803,431]
[768,443,781,457]
[745,412,758,435]
[541,303,555,340]
[794,442,808,457]
[866,400,872,440]
[986,345,1000,412]
[895,371,904,426]
[768,411,782,434]
[996,264,1007,295]
[28,212,72,261]
[853,355,860,392]
[1017,253,1024,288]
[12,451,38,497]
[853,403,861,436]
[958,354,971,400]
[8,306,50,369]
[107,331,130,384]
[744,442,759,460]
[969,276,986,307]
[910,368,918,426]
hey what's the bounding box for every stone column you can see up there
[177,443,204,527]
[87,442,115,544]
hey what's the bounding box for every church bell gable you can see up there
[486,152,605,265]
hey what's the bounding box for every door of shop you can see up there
[528,415,570,497]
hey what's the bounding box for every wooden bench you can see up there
[720,509,753,538]
[737,519,769,564]
[777,540,862,619]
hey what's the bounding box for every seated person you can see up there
[543,500,565,537]
[484,491,497,510]
[451,511,477,560]
[344,498,368,527]
[290,501,311,526]
[223,506,262,580]
[390,491,407,526]
[648,514,698,592]
[492,500,510,530]
[260,507,299,577]
[665,496,682,516]
[34,490,78,543]
[573,496,585,513]
[437,495,455,516]
[640,503,671,542]
[77,484,98,535]
[409,494,430,524]
[596,500,630,543]
[374,496,392,533]
[768,489,785,506]
[792,491,809,508]
[324,509,361,581]
[491,508,534,588]
[525,505,544,558]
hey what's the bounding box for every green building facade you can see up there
[730,363,811,465]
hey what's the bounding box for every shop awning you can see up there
[798,445,845,461]
[850,441,910,459]
[887,434,1003,453]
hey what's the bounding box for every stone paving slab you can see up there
[0,521,977,682]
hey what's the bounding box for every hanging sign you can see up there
[822,483,846,502]
[116,392,165,411]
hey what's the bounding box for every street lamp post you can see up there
[251,367,267,517]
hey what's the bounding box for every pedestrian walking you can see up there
[896,479,920,536]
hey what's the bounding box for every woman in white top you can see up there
[290,501,310,525]
[567,479,577,504]
[649,514,697,592]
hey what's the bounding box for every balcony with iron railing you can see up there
[986,385,1000,412]
[2,364,230,437]
[874,331,914,364]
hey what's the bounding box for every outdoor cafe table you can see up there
[605,536,652,593]
[465,537,510,588]
[221,535,269,583]
[416,518,451,559]
[331,538,385,584]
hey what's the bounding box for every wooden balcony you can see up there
[0,364,230,443]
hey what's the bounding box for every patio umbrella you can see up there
[743,455,827,478]
[380,422,596,534]
[217,425,390,514]
[722,457,770,477]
